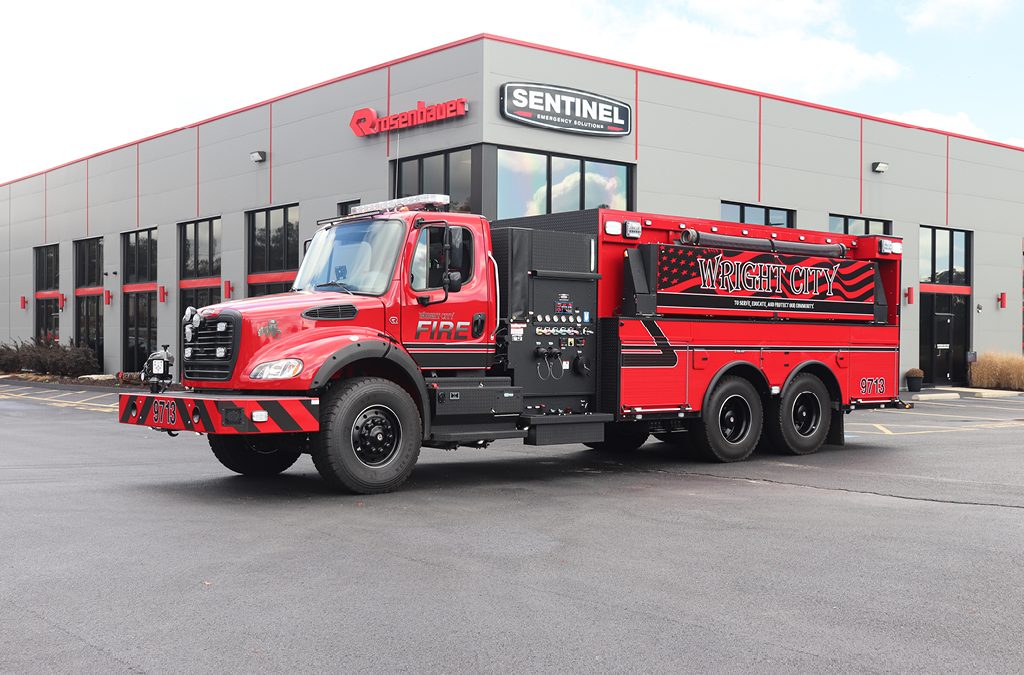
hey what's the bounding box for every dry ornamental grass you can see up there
[969,352,1024,391]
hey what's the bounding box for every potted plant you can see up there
[905,368,924,392]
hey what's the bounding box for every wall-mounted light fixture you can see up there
[997,292,1007,309]
[20,296,27,310]
[224,279,234,299]
[104,290,113,306]
[158,285,168,303]
[249,150,267,163]
[872,162,889,173]
[58,293,67,311]
[905,287,915,305]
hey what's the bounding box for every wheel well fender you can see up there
[782,361,842,406]
[310,341,431,435]
[701,360,771,413]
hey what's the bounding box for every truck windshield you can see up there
[292,219,406,295]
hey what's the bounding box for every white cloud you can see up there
[903,0,1009,30]
[878,109,990,137]
[0,0,904,182]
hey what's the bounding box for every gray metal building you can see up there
[2,34,1021,386]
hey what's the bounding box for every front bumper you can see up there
[118,392,320,434]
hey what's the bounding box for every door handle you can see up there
[472,313,486,338]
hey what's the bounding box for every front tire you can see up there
[208,434,302,476]
[692,376,763,462]
[312,377,422,494]
[766,374,831,455]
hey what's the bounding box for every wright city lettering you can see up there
[696,254,840,296]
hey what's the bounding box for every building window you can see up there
[74,237,103,288]
[34,244,60,343]
[181,286,222,311]
[398,148,473,212]
[123,228,158,284]
[337,200,361,216]
[920,225,970,285]
[829,214,891,236]
[410,226,474,291]
[248,282,293,297]
[74,238,104,368]
[180,217,221,279]
[496,149,630,219]
[35,244,59,292]
[248,205,299,274]
[721,201,794,227]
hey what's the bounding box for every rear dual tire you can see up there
[584,423,650,453]
[692,377,763,463]
[766,373,831,456]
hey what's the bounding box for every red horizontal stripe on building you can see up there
[34,290,61,300]
[247,271,297,284]
[919,283,971,295]
[179,276,221,289]
[74,286,104,297]
[123,282,158,293]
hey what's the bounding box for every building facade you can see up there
[2,35,1021,385]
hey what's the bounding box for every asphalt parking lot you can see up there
[2,381,1024,673]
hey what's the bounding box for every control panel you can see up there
[505,282,598,414]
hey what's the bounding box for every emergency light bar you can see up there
[350,194,450,215]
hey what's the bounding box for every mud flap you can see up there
[825,409,845,446]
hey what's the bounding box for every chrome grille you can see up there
[183,313,237,381]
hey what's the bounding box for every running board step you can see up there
[429,426,528,443]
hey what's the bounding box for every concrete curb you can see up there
[956,390,1024,399]
[908,392,961,401]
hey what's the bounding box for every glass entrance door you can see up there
[124,291,157,373]
[919,293,969,385]
[931,312,954,385]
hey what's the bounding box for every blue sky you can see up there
[2,0,1022,183]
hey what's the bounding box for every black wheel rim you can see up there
[719,394,752,445]
[351,405,402,468]
[792,391,821,437]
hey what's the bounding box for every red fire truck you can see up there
[119,195,908,493]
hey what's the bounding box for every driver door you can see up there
[400,224,493,371]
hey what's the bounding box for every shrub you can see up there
[0,339,99,378]
[906,367,924,378]
[969,352,1024,391]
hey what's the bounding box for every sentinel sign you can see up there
[500,83,632,136]
[349,98,468,137]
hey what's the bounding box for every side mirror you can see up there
[443,270,463,294]
[444,226,463,272]
[303,238,312,254]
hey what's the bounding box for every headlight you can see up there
[250,359,303,380]
[191,313,202,329]
[184,325,194,342]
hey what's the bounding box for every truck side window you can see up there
[411,226,473,291]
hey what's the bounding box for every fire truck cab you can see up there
[120,195,907,493]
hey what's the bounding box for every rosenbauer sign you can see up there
[500,82,632,136]
[349,98,468,137]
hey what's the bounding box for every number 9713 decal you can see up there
[859,377,886,395]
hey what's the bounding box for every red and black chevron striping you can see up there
[118,393,319,434]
